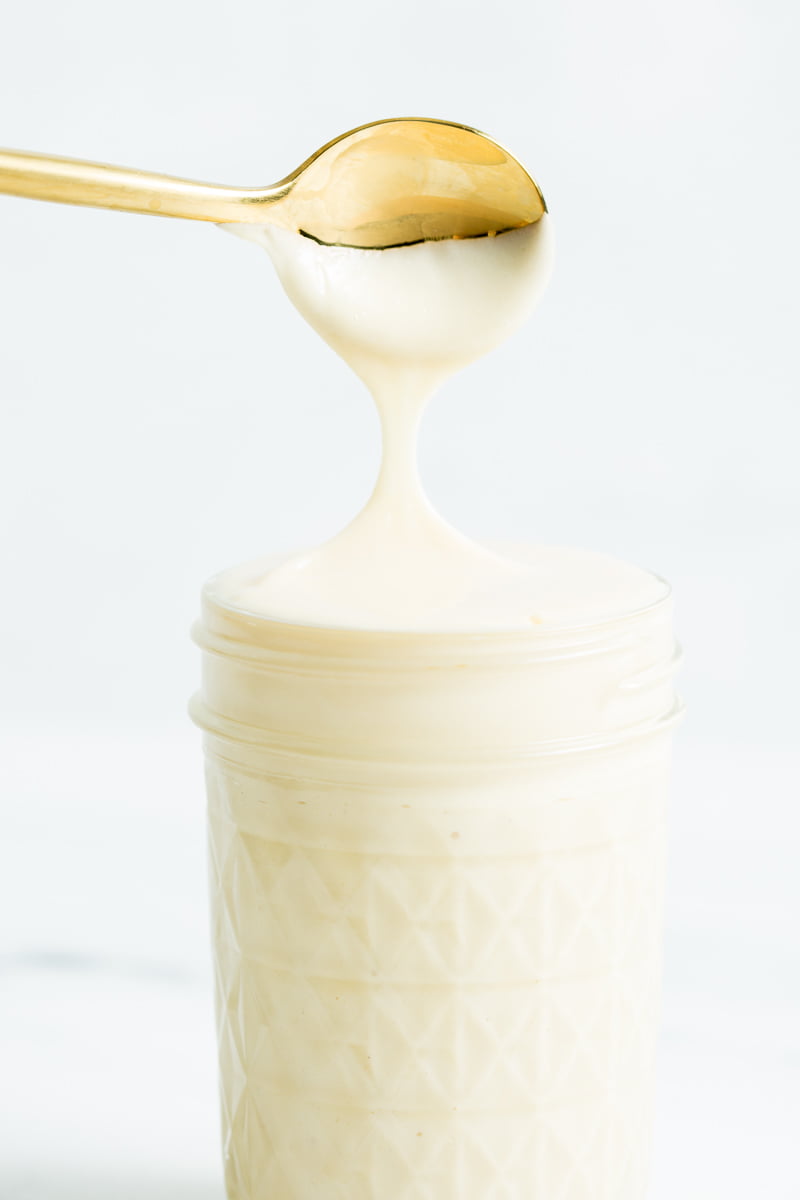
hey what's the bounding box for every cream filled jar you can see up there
[191,548,681,1200]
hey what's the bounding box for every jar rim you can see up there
[198,550,673,663]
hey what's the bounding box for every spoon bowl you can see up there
[0,117,546,250]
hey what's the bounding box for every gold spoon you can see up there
[0,117,546,250]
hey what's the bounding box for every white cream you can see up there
[220,218,670,631]
[196,555,678,1200]
[196,207,680,1200]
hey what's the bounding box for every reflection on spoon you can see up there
[0,117,546,249]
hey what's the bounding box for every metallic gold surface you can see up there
[0,118,546,249]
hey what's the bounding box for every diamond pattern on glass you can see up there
[207,753,667,1199]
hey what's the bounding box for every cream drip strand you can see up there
[223,217,664,632]
[225,220,584,630]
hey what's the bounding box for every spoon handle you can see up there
[0,148,281,223]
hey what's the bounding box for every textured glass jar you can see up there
[191,561,682,1200]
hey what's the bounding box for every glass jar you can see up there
[191,556,682,1200]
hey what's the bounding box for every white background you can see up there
[1,0,798,1196]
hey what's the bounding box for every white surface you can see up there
[1,0,798,1194]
